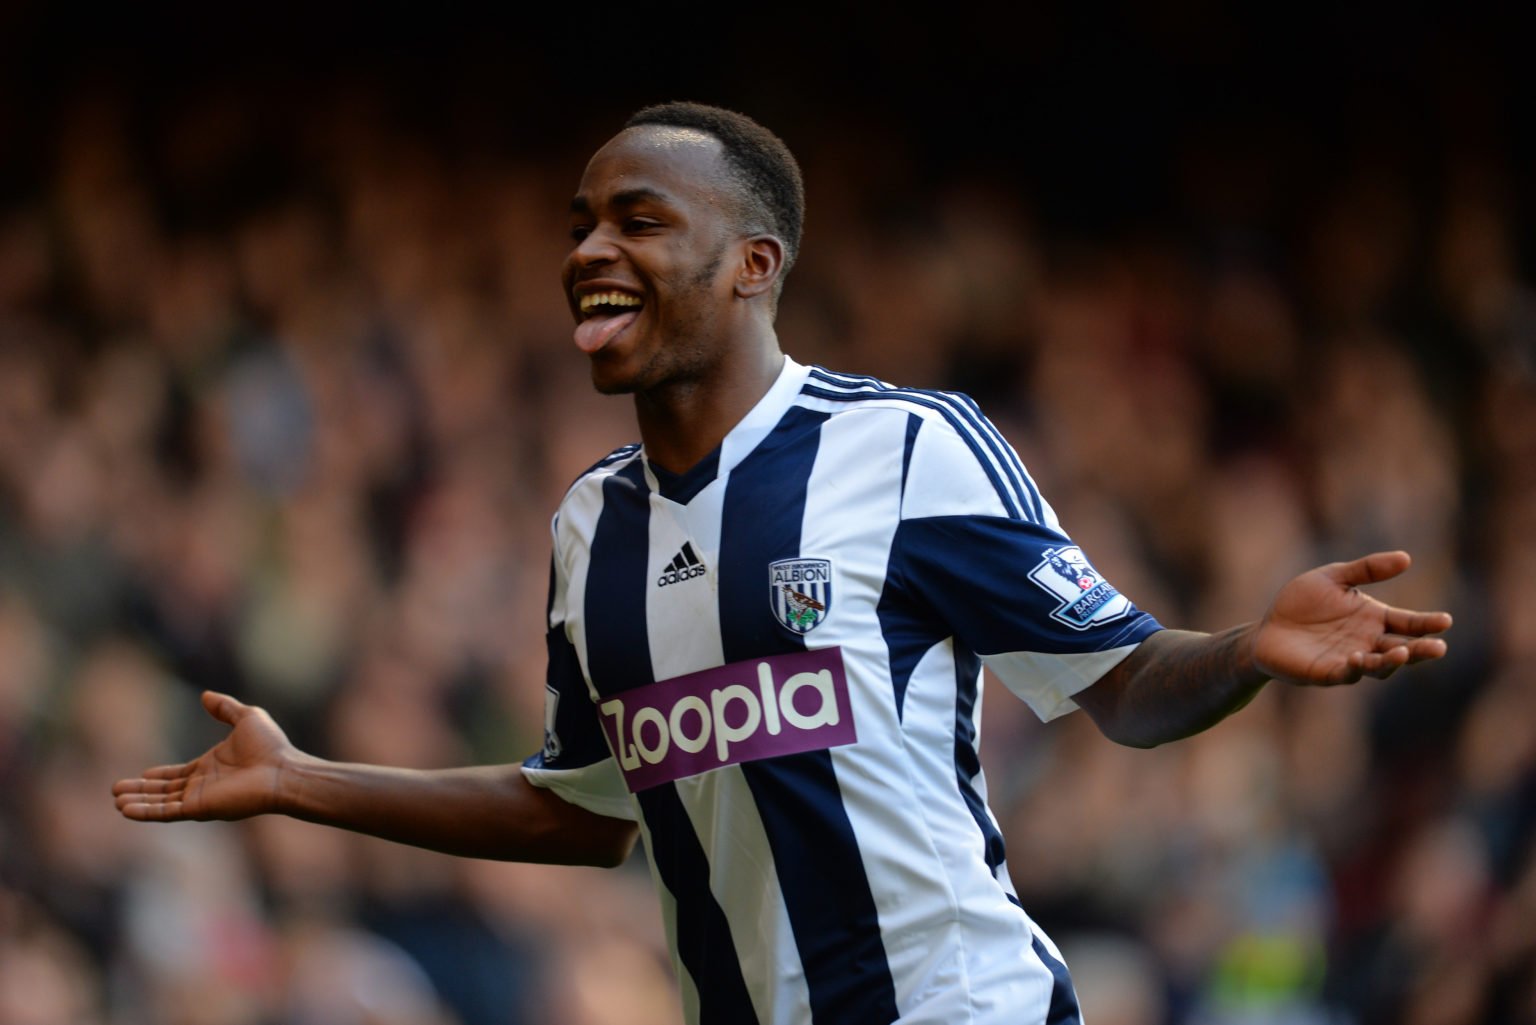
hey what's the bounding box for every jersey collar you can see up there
[641,355,811,501]
[718,354,811,476]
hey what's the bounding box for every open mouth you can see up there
[574,291,644,353]
[578,291,643,317]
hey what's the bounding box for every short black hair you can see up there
[624,102,805,284]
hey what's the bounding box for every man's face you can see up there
[562,126,743,395]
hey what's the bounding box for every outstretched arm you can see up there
[112,691,638,867]
[1075,551,1452,748]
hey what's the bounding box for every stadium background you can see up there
[2,6,1533,1024]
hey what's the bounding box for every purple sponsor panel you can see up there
[598,647,857,791]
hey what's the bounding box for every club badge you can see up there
[770,557,833,634]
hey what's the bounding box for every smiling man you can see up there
[115,103,1453,1025]
[564,109,799,476]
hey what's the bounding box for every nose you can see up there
[568,225,621,270]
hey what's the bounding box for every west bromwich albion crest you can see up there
[770,558,833,634]
[1026,546,1133,631]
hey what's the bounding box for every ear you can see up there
[733,235,784,300]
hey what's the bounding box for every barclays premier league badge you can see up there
[770,558,833,634]
[542,685,563,761]
[1026,546,1132,631]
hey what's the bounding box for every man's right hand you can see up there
[113,691,298,822]
[112,689,639,866]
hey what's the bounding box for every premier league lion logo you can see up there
[1027,546,1133,631]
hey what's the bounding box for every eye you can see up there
[570,224,593,242]
[623,218,661,234]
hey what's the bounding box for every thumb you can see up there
[1328,550,1412,588]
[201,691,248,728]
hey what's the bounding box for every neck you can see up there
[634,327,784,474]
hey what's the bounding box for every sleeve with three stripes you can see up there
[888,410,1163,721]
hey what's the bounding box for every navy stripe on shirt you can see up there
[899,412,921,501]
[1031,934,1084,1025]
[584,459,757,1023]
[584,460,656,697]
[718,404,901,1025]
[888,516,1161,658]
[636,786,762,1025]
[953,645,1007,873]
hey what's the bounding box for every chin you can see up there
[588,357,643,396]
[587,342,708,398]
[591,376,639,397]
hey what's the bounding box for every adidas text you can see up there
[657,565,707,586]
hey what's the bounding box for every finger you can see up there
[1403,636,1449,663]
[1368,649,1411,679]
[108,763,195,803]
[1329,551,1412,588]
[1349,645,1411,680]
[138,761,198,781]
[116,790,159,812]
[1329,666,1365,686]
[118,798,188,822]
[1370,634,1447,664]
[112,777,187,798]
[115,788,180,814]
[201,691,249,727]
[1382,607,1454,636]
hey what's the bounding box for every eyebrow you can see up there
[569,187,673,215]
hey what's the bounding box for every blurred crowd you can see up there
[1,68,1534,1025]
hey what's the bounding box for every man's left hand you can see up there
[1251,550,1453,686]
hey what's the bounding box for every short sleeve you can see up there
[521,555,636,821]
[888,415,1162,721]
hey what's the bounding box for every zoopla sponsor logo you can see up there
[598,647,856,791]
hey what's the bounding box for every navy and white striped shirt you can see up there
[524,356,1162,1025]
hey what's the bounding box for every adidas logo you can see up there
[656,542,708,587]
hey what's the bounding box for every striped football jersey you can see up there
[523,356,1162,1025]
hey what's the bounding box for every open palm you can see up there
[113,692,296,822]
[1252,551,1452,686]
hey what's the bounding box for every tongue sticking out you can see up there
[574,310,640,354]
